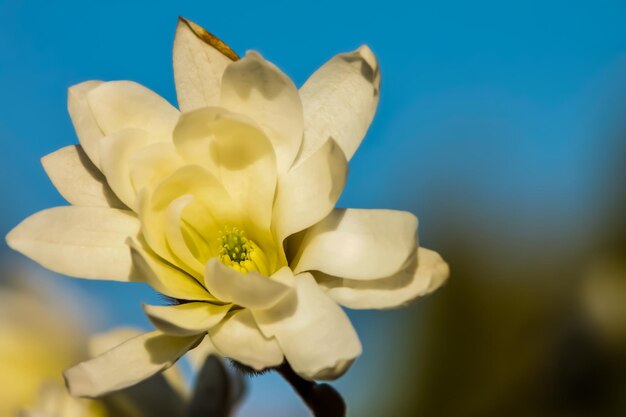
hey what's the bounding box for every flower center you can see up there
[218,227,269,275]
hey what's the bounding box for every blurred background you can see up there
[1,0,625,416]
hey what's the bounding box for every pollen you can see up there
[217,227,269,275]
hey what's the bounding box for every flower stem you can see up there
[275,363,346,417]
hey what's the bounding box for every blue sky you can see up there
[1,1,625,415]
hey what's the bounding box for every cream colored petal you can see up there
[297,46,380,164]
[129,142,185,196]
[293,209,417,280]
[317,247,449,309]
[87,81,179,137]
[204,259,291,310]
[68,80,105,167]
[98,129,158,210]
[64,331,203,397]
[253,273,361,380]
[186,337,218,370]
[273,139,347,244]
[6,207,140,281]
[138,165,238,268]
[209,309,283,371]
[163,195,205,278]
[173,17,237,112]
[144,302,231,336]
[173,107,277,229]
[129,238,214,302]
[220,51,303,174]
[41,145,125,209]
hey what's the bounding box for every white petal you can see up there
[173,17,238,112]
[89,327,143,356]
[317,247,449,309]
[253,273,361,380]
[87,81,179,137]
[273,139,347,243]
[144,302,231,336]
[186,337,218,370]
[98,129,159,210]
[64,331,203,397]
[204,259,291,310]
[173,107,277,229]
[220,51,303,173]
[41,145,125,208]
[129,239,215,302]
[297,46,380,164]
[129,142,185,197]
[209,309,283,371]
[68,81,105,166]
[6,207,140,281]
[293,209,417,280]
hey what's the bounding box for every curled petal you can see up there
[293,209,417,280]
[64,331,203,397]
[317,247,449,309]
[144,302,231,336]
[129,238,213,302]
[220,51,303,174]
[209,309,283,371]
[253,273,361,380]
[273,139,347,243]
[204,259,291,310]
[297,46,380,164]
[6,207,140,281]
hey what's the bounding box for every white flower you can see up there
[6,17,449,397]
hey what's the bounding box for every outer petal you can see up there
[87,81,179,137]
[253,273,361,380]
[220,51,303,174]
[316,247,449,309]
[209,309,283,371]
[98,128,159,210]
[293,209,417,280]
[6,207,140,281]
[273,139,347,243]
[297,46,380,164]
[204,259,291,310]
[173,17,238,111]
[64,331,203,397]
[144,302,231,336]
[68,81,105,166]
[173,107,277,229]
[41,145,125,208]
[129,239,214,302]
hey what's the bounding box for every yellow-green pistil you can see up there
[218,227,269,275]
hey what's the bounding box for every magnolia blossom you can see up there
[7,17,449,397]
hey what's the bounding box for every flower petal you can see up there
[273,139,347,243]
[138,165,239,268]
[41,145,125,209]
[220,51,303,174]
[173,17,238,112]
[204,259,291,310]
[87,81,179,137]
[253,273,361,380]
[129,239,214,302]
[293,209,417,280]
[208,309,283,371]
[98,128,161,210]
[64,331,203,397]
[297,46,380,164]
[6,207,140,281]
[317,247,449,309]
[144,302,231,336]
[68,81,105,167]
[173,107,277,229]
